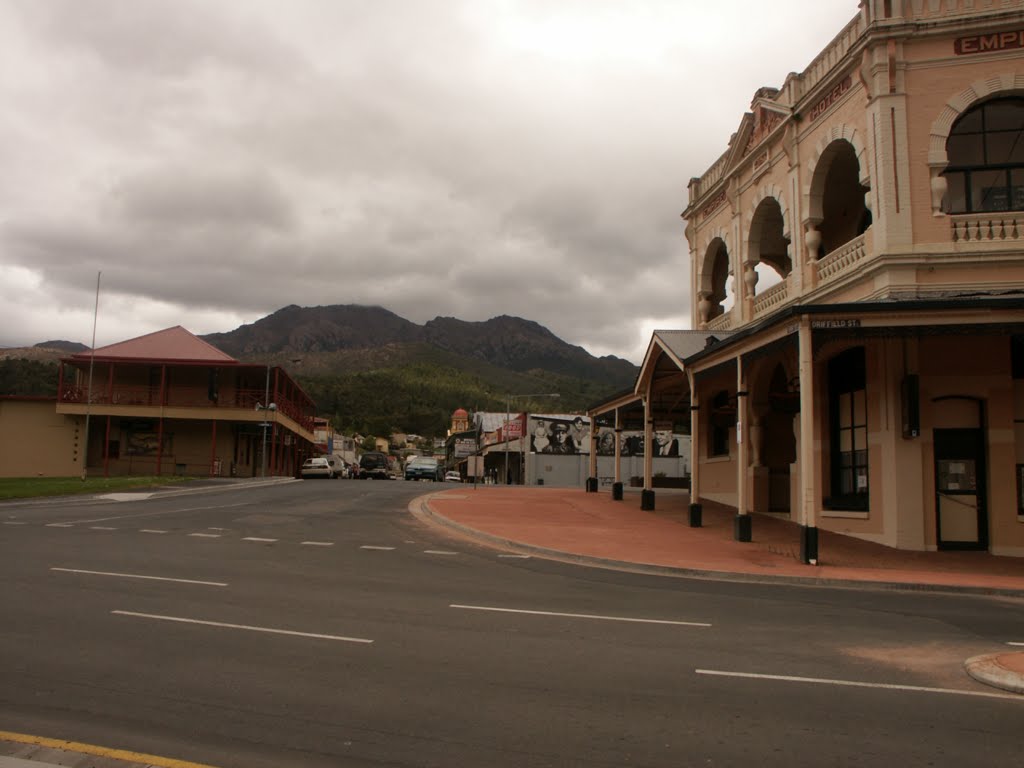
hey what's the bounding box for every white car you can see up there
[301,457,336,479]
[444,471,462,482]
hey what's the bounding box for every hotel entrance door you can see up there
[934,428,988,551]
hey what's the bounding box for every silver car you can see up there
[301,457,336,479]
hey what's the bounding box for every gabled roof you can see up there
[635,330,731,394]
[71,326,238,364]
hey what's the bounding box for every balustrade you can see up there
[753,278,790,317]
[815,234,867,283]
[706,312,733,332]
[951,214,1023,244]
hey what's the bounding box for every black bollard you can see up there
[734,513,752,542]
[641,489,655,511]
[689,503,702,528]
[612,482,623,501]
[800,525,819,564]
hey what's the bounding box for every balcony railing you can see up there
[706,311,733,332]
[816,233,867,284]
[753,277,790,317]
[58,385,314,431]
[951,213,1023,244]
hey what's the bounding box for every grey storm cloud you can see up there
[0,0,859,362]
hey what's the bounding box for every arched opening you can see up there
[812,140,870,257]
[943,96,1024,214]
[700,238,733,321]
[747,197,791,294]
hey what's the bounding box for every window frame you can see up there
[943,97,1024,215]
[708,390,732,459]
[826,347,869,511]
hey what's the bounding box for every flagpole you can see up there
[81,271,101,481]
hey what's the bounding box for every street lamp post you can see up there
[505,393,559,485]
[259,363,275,480]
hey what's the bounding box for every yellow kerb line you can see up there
[0,730,221,768]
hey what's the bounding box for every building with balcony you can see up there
[604,0,1024,558]
[56,326,316,478]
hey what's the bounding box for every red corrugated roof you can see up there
[72,326,238,364]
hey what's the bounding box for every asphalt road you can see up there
[1,479,1022,767]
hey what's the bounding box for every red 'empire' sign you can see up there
[955,29,1024,55]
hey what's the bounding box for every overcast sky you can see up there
[0,0,857,364]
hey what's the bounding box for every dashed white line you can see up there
[208,527,230,531]
[3,521,27,526]
[360,545,395,551]
[51,568,227,587]
[111,610,373,644]
[76,502,246,524]
[141,529,167,534]
[695,668,1023,701]
[450,604,711,627]
[301,541,334,547]
[1008,641,1024,647]
[498,554,531,559]
[45,523,73,528]
[242,537,278,543]
[188,533,221,538]
[89,526,117,530]
[425,550,458,556]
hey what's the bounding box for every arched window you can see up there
[944,97,1024,214]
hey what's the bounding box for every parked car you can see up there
[358,451,391,480]
[301,457,335,479]
[444,471,462,483]
[405,456,443,481]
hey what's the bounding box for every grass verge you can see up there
[0,475,192,500]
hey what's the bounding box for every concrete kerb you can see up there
[411,493,1024,599]
[964,653,1024,695]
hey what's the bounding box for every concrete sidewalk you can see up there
[418,484,1024,694]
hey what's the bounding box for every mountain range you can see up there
[3,304,639,438]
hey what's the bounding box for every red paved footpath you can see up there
[419,485,1024,593]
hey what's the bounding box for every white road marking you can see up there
[208,527,230,531]
[695,669,1024,701]
[360,545,395,551]
[188,533,221,538]
[498,554,531,559]
[51,568,227,587]
[111,610,373,644]
[3,521,28,526]
[140,529,167,534]
[301,541,334,547]
[425,550,458,555]
[45,523,73,528]
[98,493,154,502]
[243,537,278,543]
[76,502,246,524]
[1008,641,1024,646]
[451,604,711,627]
[89,526,117,530]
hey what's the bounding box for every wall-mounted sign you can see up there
[811,318,861,329]
[955,29,1024,56]
[809,76,852,122]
